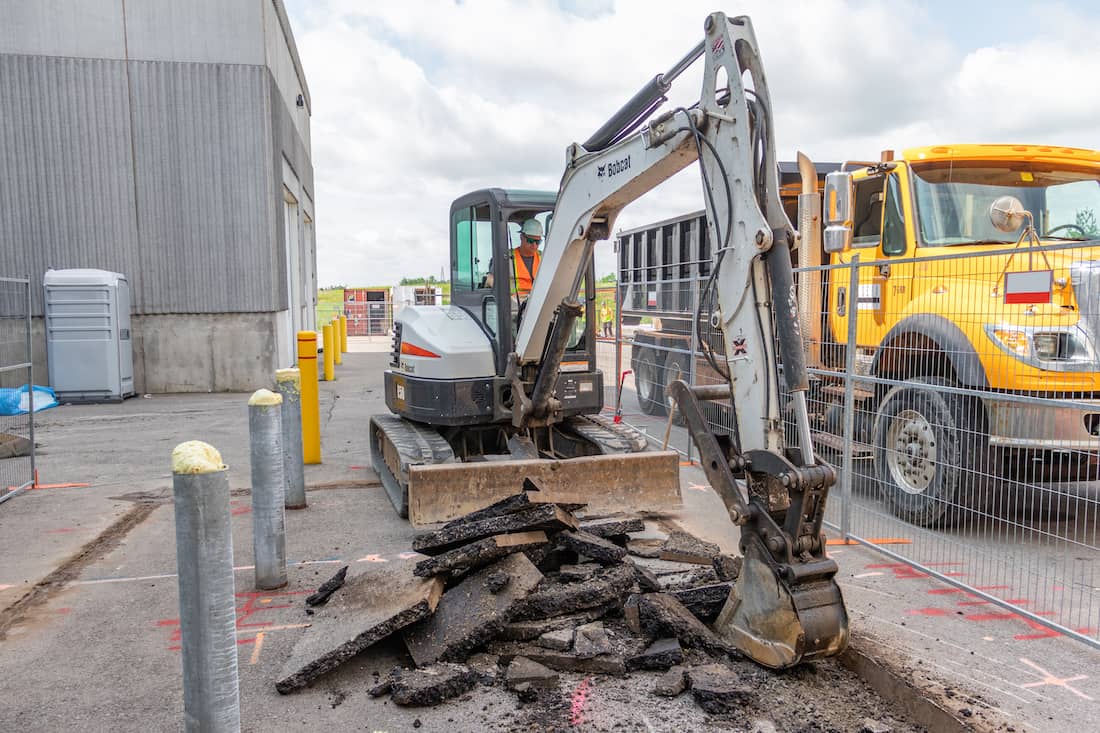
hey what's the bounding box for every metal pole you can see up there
[26,278,34,486]
[687,257,700,466]
[275,369,306,510]
[614,279,623,420]
[840,256,860,540]
[171,441,240,733]
[249,389,287,590]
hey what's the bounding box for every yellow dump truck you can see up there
[623,145,1100,526]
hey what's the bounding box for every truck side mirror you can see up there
[823,171,854,254]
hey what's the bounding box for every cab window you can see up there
[452,204,493,290]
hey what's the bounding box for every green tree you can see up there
[1075,208,1100,237]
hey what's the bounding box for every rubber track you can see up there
[563,414,649,454]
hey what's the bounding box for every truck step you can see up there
[812,431,873,457]
[820,384,874,402]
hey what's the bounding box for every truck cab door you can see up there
[832,170,911,347]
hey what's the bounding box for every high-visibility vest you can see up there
[512,248,540,297]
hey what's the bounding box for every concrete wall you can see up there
[9,314,281,395]
[133,313,282,393]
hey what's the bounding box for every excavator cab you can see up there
[448,188,593,378]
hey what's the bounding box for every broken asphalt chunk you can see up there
[636,593,733,657]
[402,552,543,667]
[659,530,721,565]
[653,665,687,697]
[505,656,559,691]
[488,642,627,675]
[413,531,549,578]
[669,582,734,623]
[712,553,742,582]
[577,516,645,538]
[413,504,577,556]
[390,663,478,707]
[536,627,574,651]
[512,562,634,621]
[275,557,443,694]
[557,530,628,565]
[500,605,615,641]
[305,565,348,607]
[627,637,683,671]
[573,621,613,658]
[688,663,753,714]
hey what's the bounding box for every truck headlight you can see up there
[985,324,1099,370]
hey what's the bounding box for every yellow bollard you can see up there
[297,331,321,464]
[322,323,335,381]
[339,314,348,353]
[332,318,342,366]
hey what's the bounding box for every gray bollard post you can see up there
[172,440,240,733]
[275,368,306,509]
[249,389,288,590]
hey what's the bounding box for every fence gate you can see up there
[0,276,34,505]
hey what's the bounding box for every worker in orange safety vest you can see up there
[511,218,542,301]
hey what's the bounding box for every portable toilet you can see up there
[43,269,135,403]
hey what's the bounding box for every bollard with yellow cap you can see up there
[296,331,321,464]
[332,318,342,366]
[322,323,335,381]
[339,314,348,353]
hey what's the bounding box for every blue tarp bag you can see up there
[0,385,59,416]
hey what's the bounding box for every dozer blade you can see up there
[714,540,849,669]
[407,451,681,526]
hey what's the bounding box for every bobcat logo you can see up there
[597,164,606,178]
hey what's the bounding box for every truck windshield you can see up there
[911,162,1100,246]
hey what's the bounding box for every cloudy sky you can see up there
[282,0,1100,287]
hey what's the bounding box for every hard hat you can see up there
[521,219,544,239]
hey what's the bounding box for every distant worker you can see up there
[511,218,543,301]
[600,301,613,338]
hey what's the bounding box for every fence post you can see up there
[322,323,335,381]
[275,369,306,510]
[339,314,348,353]
[171,441,240,733]
[297,331,321,464]
[840,255,860,540]
[249,389,287,590]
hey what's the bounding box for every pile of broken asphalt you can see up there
[274,490,758,717]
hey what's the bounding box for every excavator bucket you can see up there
[406,450,681,526]
[714,540,850,669]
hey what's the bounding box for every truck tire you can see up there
[872,377,985,527]
[662,351,689,426]
[633,346,667,416]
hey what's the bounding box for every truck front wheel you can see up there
[872,377,985,527]
[633,347,667,416]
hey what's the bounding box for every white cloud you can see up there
[284,0,1100,286]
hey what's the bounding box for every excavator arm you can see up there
[512,12,849,668]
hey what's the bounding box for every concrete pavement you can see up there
[0,347,1093,731]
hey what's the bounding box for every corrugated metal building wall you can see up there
[0,0,315,392]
